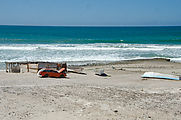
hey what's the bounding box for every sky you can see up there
[0,0,181,26]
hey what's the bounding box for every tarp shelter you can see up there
[5,62,67,73]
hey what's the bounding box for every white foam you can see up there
[121,47,164,51]
[0,44,167,51]
[170,58,181,63]
[147,45,181,49]
[0,46,36,50]
[1,43,181,68]
[40,46,121,51]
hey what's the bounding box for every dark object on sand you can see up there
[68,69,87,75]
[95,69,109,77]
[95,72,108,76]
[68,67,87,75]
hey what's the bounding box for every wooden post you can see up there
[27,63,29,72]
[9,63,12,72]
[8,63,10,72]
[5,63,8,73]
[37,64,39,73]
[10,63,13,72]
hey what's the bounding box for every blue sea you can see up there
[0,25,181,69]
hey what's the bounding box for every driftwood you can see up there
[68,67,87,75]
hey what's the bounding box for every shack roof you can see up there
[5,61,66,64]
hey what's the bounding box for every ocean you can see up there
[0,25,181,69]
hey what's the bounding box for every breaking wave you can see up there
[0,43,181,70]
[1,43,180,51]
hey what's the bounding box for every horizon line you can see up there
[0,24,181,27]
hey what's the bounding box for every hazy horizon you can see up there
[0,24,181,27]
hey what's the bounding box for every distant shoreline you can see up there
[0,58,173,70]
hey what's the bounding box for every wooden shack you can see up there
[5,62,67,73]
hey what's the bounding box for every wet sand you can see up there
[0,59,181,120]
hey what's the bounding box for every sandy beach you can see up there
[0,59,181,120]
[1,0,181,119]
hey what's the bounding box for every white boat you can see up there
[142,72,181,80]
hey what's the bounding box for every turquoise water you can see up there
[0,25,181,69]
[0,25,181,44]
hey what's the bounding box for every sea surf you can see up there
[0,25,181,69]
